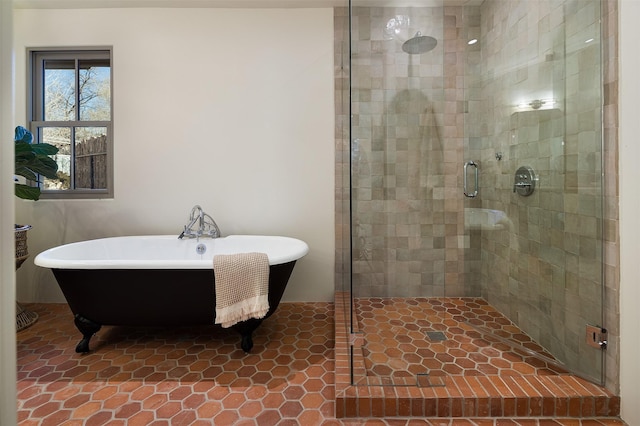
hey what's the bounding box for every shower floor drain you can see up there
[426,331,447,341]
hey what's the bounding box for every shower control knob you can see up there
[513,166,536,196]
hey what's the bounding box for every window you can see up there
[29,48,113,198]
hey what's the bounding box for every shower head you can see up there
[402,31,437,54]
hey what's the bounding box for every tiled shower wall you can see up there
[344,5,472,298]
[334,0,619,392]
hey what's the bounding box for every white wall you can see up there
[0,1,17,425]
[619,1,640,423]
[13,7,335,302]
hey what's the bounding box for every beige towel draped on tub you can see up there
[214,252,270,328]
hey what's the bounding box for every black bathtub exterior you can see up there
[52,261,296,353]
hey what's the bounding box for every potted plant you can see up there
[14,125,58,267]
[14,125,58,330]
[14,125,59,201]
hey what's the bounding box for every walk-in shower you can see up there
[340,0,607,389]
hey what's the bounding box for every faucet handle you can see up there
[179,206,220,239]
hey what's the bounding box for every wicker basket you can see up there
[16,302,38,331]
[15,224,32,270]
[15,224,38,331]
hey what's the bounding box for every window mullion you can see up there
[70,126,76,190]
[75,58,81,121]
[35,57,44,121]
[74,59,79,190]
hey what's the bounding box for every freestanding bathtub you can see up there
[34,235,309,354]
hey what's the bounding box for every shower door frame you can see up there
[345,0,607,387]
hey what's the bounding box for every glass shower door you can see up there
[349,1,448,386]
[460,0,605,384]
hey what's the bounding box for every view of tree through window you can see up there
[31,50,112,197]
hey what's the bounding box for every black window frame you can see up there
[28,47,113,199]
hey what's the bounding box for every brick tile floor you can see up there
[16,302,626,425]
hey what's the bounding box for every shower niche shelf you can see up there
[464,208,511,231]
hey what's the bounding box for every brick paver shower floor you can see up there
[354,297,568,384]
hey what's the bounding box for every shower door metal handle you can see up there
[463,161,479,198]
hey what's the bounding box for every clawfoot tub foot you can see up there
[74,314,101,353]
[240,334,254,353]
[232,318,263,353]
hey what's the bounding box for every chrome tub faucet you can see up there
[178,205,221,239]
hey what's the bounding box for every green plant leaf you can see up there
[15,151,36,164]
[27,156,59,179]
[15,165,38,181]
[31,143,59,156]
[13,126,59,199]
[15,183,41,200]
[15,142,37,166]
[15,141,34,154]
